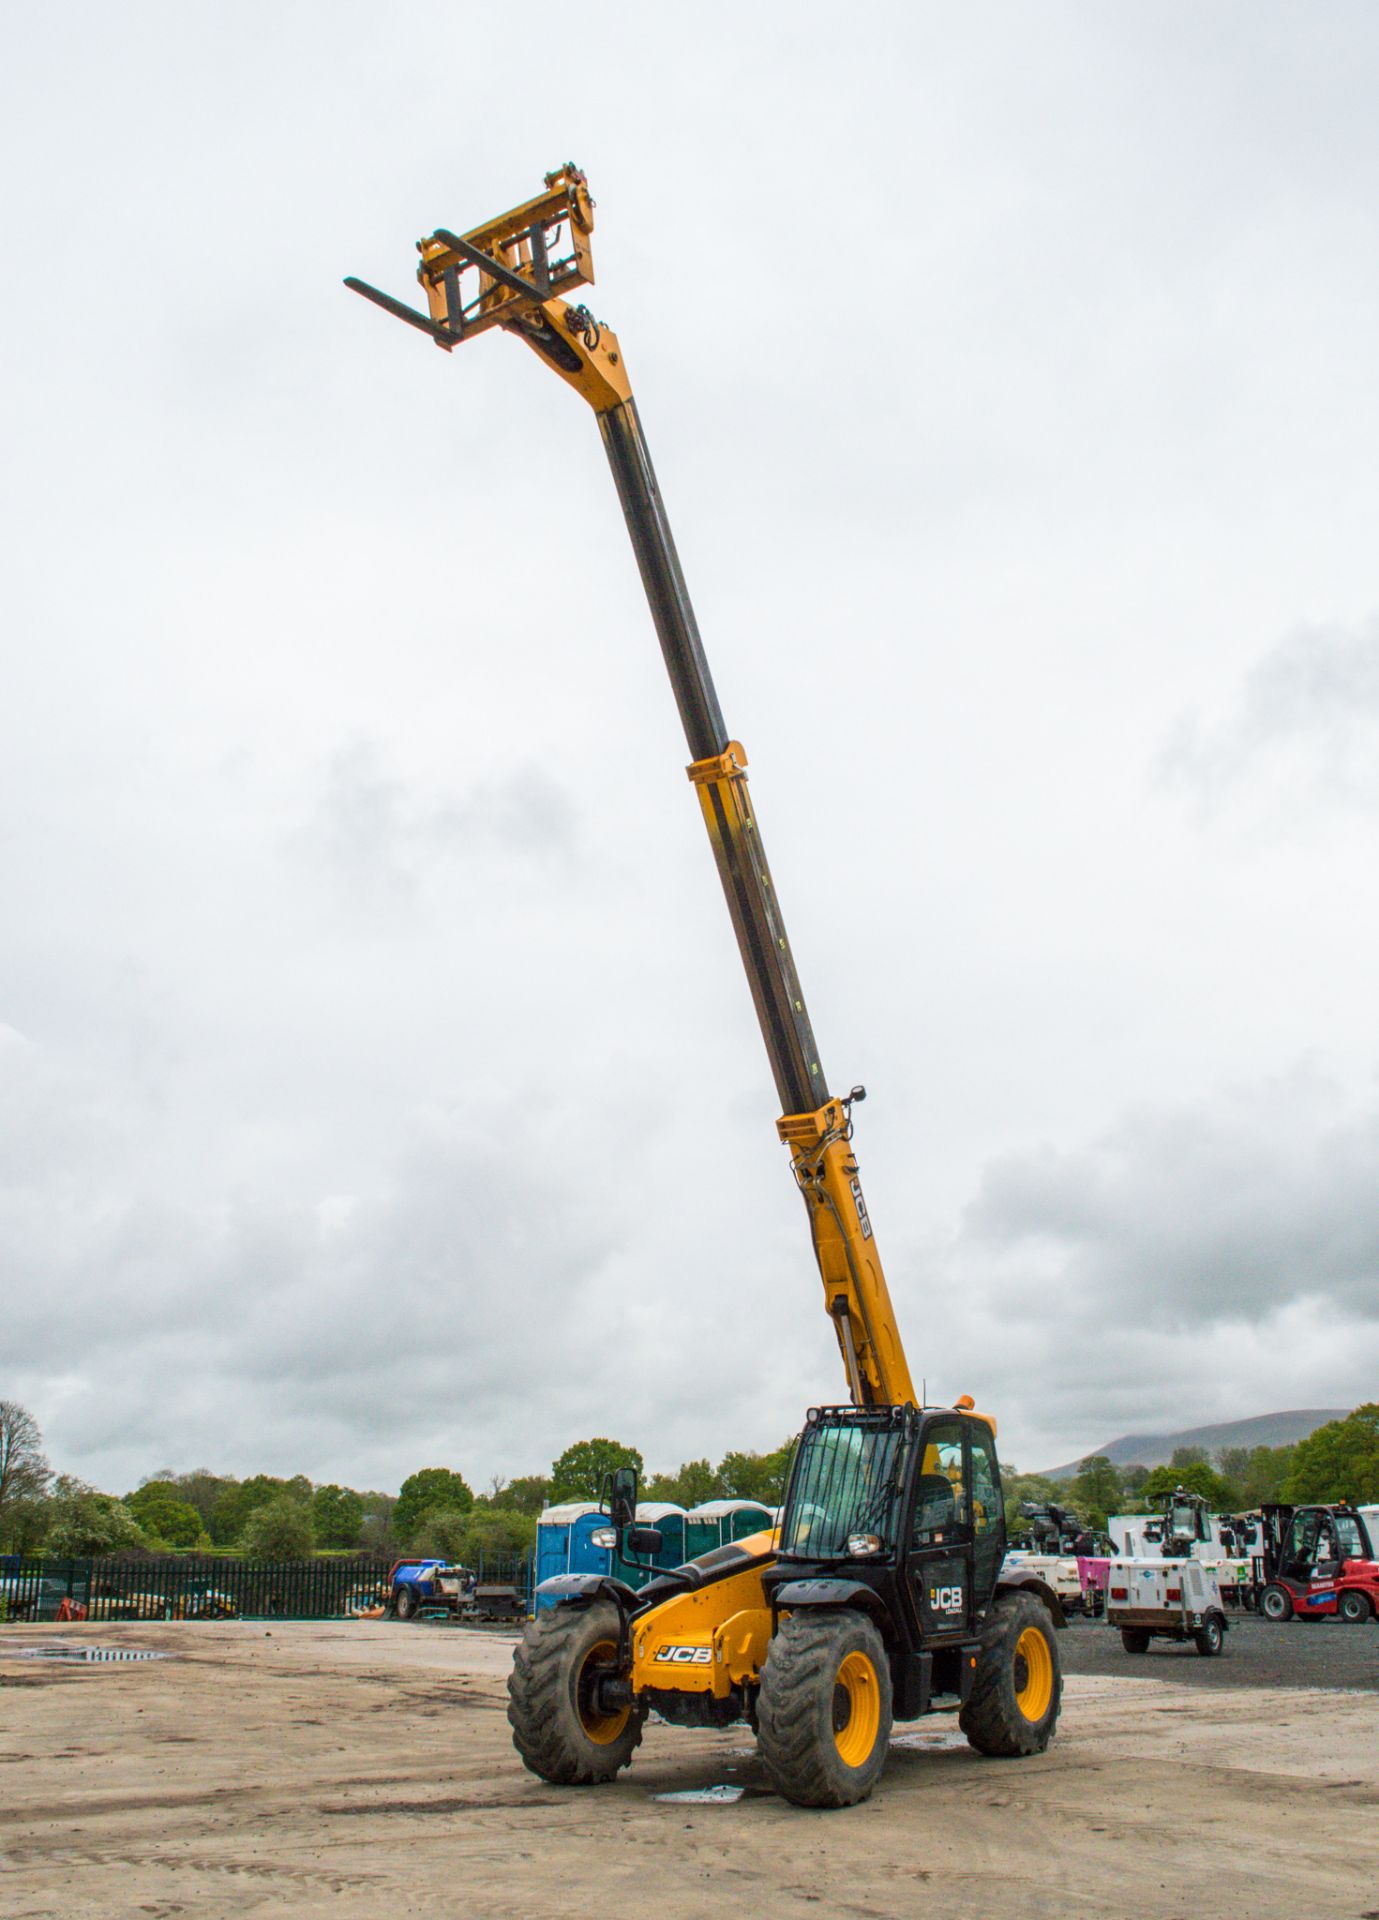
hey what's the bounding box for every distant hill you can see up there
[1040,1409,1350,1481]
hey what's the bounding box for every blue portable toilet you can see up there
[535,1503,609,1611]
[535,1502,691,1608]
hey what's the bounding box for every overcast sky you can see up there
[3,3,1377,1497]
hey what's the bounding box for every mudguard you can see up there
[995,1567,1067,1628]
[773,1577,888,1618]
[535,1573,640,1610]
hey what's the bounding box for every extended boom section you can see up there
[347,167,913,1409]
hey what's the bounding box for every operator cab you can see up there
[1278,1506,1370,1580]
[766,1404,1007,1673]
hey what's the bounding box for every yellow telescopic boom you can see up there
[346,166,917,1411]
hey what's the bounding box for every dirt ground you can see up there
[3,1619,1379,1920]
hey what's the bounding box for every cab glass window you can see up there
[913,1421,964,1545]
[969,1426,999,1535]
[1334,1516,1362,1561]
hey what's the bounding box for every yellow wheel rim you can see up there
[831,1649,882,1768]
[576,1638,630,1745]
[1013,1625,1053,1722]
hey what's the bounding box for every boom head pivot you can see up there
[344,163,631,412]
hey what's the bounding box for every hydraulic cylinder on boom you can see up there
[347,164,1062,1808]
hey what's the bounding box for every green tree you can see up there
[170,1470,229,1524]
[1067,1456,1123,1531]
[549,1439,643,1503]
[206,1481,246,1546]
[498,1475,552,1516]
[1216,1446,1251,1491]
[409,1506,473,1560]
[1170,1445,1209,1469]
[1120,1464,1151,1497]
[240,1496,315,1560]
[644,1459,721,1507]
[1236,1443,1296,1507]
[394,1468,473,1539]
[409,1504,536,1564]
[1141,1461,1233,1509]
[126,1482,203,1548]
[46,1478,148,1557]
[1000,1470,1065,1533]
[359,1494,398,1555]
[0,1496,51,1554]
[1282,1405,1379,1505]
[311,1484,365,1549]
[716,1440,796,1506]
[461,1506,536,1562]
[0,1402,51,1511]
[207,1474,305,1546]
[0,1402,51,1550]
[143,1469,239,1531]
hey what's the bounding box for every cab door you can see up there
[904,1417,974,1640]
[964,1417,1007,1608]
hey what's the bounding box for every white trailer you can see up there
[1105,1556,1229,1656]
[1107,1504,1260,1609]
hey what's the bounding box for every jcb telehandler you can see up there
[347,165,1064,1808]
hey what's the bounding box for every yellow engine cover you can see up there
[629,1530,775,1700]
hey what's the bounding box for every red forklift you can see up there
[1257,1504,1379,1623]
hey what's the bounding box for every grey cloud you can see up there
[1158,615,1379,814]
[956,1071,1379,1332]
[304,741,578,909]
[5,1086,626,1481]
[7,5,1379,1493]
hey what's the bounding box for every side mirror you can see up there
[602,1464,639,1534]
[626,1525,663,1557]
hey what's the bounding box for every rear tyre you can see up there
[1119,1627,1151,1655]
[1337,1590,1372,1625]
[1260,1584,1293,1623]
[394,1585,419,1622]
[757,1610,893,1808]
[1193,1613,1224,1657]
[962,1593,1061,1757]
[507,1601,645,1785]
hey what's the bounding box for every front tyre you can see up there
[1120,1627,1151,1654]
[1260,1584,1294,1623]
[757,1610,893,1808]
[962,1592,1061,1757]
[394,1585,419,1622]
[1193,1613,1224,1657]
[507,1602,645,1785]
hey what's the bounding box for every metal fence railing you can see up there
[0,1550,537,1623]
[0,1555,393,1622]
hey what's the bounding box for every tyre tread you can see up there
[961,1592,1061,1757]
[507,1603,644,1785]
[757,1611,892,1809]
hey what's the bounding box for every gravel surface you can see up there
[3,1619,1378,1918]
[1061,1611,1379,1691]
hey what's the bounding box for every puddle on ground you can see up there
[654,1785,746,1804]
[890,1727,968,1751]
[7,1645,172,1664]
